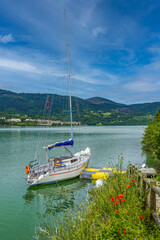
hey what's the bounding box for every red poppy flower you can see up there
[127,186,131,188]
[117,194,123,200]
[110,187,112,189]
[97,210,100,213]
[114,201,118,205]
[110,197,115,202]
[132,180,135,183]
[123,230,126,234]
[115,210,119,213]
[122,199,125,203]
[118,186,121,188]
[139,216,143,219]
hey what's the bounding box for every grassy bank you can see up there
[36,160,160,239]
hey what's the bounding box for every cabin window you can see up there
[71,158,78,163]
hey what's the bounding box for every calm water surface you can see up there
[0,126,150,239]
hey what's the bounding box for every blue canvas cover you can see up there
[48,139,73,150]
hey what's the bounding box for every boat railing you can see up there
[29,159,39,168]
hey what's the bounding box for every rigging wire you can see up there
[64,9,73,155]
[71,74,82,152]
[34,94,54,163]
[33,10,85,164]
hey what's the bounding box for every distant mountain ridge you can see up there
[86,96,160,115]
[86,97,125,106]
[0,89,160,125]
[86,97,138,115]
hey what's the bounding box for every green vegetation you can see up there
[36,158,160,240]
[81,110,149,125]
[1,89,160,126]
[142,109,160,163]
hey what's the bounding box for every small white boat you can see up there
[25,13,91,186]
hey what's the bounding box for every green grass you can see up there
[36,160,160,240]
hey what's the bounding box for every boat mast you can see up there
[64,10,73,154]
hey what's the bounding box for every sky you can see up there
[0,0,160,104]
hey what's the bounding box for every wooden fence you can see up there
[129,164,160,229]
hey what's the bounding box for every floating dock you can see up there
[80,167,126,180]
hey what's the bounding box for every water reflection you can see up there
[23,178,91,214]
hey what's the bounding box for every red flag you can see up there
[45,96,49,109]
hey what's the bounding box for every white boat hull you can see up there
[27,147,91,186]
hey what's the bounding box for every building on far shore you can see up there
[25,119,81,126]
[1,118,81,126]
[0,117,6,120]
[6,118,21,122]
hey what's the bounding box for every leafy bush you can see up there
[142,109,160,161]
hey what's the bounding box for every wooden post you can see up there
[150,180,156,212]
[142,174,147,195]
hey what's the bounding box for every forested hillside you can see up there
[1,89,160,125]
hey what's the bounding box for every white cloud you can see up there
[148,47,160,54]
[0,34,15,44]
[92,27,106,37]
[74,69,118,85]
[0,58,41,73]
[123,80,160,92]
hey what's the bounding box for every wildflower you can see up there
[117,194,123,200]
[114,201,118,205]
[80,203,83,207]
[139,216,143,219]
[115,210,119,213]
[97,210,100,213]
[119,194,123,198]
[132,180,135,183]
[118,186,121,188]
[127,186,131,188]
[78,216,80,218]
[123,230,126,234]
[110,187,112,189]
[122,199,125,203]
[110,197,115,202]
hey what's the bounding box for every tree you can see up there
[142,109,160,161]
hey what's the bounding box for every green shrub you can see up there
[142,109,160,162]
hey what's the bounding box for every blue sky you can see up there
[0,0,160,104]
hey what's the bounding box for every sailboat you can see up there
[25,12,91,186]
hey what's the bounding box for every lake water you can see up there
[0,126,150,240]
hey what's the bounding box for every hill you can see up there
[86,97,125,106]
[0,89,160,125]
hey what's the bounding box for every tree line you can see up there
[142,109,160,161]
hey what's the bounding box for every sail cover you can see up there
[45,139,74,151]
